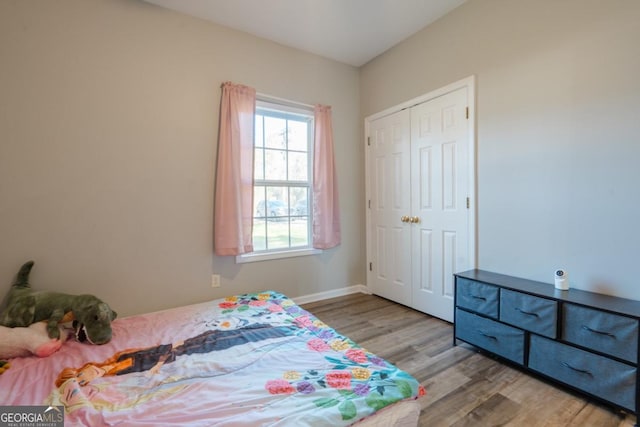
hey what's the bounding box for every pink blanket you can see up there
[1,291,424,426]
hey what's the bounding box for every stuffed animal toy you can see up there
[0,321,69,360]
[0,261,117,345]
[0,320,70,375]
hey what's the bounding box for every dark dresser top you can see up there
[455,269,640,319]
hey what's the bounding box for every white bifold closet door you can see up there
[368,86,471,322]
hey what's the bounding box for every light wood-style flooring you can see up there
[302,293,637,427]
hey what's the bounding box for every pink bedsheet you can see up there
[1,291,424,426]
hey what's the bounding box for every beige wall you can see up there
[361,0,640,299]
[3,0,639,317]
[0,0,362,316]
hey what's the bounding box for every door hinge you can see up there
[368,199,371,209]
[367,136,371,146]
[369,262,373,271]
[465,107,469,119]
[466,197,470,209]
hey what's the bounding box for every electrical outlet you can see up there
[211,274,220,288]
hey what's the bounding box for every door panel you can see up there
[411,87,469,321]
[418,147,432,209]
[369,109,412,305]
[442,141,457,210]
[419,229,433,293]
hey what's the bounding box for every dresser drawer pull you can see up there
[477,330,497,340]
[561,361,593,377]
[581,325,616,338]
[471,295,487,301]
[514,307,539,317]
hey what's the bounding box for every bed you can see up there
[1,291,424,426]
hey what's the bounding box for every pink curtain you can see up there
[214,82,256,256]
[312,105,341,249]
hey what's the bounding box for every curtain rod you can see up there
[256,92,315,110]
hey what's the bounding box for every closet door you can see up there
[410,87,470,322]
[366,79,474,322]
[368,109,412,306]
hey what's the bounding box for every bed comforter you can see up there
[1,291,424,426]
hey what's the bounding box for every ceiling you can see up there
[142,0,467,67]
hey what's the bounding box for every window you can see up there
[237,98,320,262]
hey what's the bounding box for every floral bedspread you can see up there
[1,291,424,426]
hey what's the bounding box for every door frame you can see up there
[364,75,477,297]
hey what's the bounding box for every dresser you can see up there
[454,269,640,414]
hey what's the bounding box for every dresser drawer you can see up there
[456,278,499,318]
[562,304,638,363]
[500,289,557,338]
[529,335,636,411]
[455,308,524,364]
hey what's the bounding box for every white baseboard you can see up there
[293,284,371,305]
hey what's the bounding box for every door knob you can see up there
[410,216,420,223]
[401,215,409,223]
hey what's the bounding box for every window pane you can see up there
[254,148,264,180]
[267,221,290,250]
[265,149,287,180]
[255,115,264,148]
[264,186,289,219]
[288,151,308,181]
[289,187,308,218]
[252,219,266,251]
[254,186,267,218]
[290,218,309,247]
[288,120,308,152]
[264,116,286,149]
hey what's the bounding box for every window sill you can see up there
[236,248,322,264]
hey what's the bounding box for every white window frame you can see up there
[236,97,321,264]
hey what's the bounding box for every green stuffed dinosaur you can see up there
[0,261,117,345]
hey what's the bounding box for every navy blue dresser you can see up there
[454,269,640,415]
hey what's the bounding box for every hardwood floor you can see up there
[302,293,637,427]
